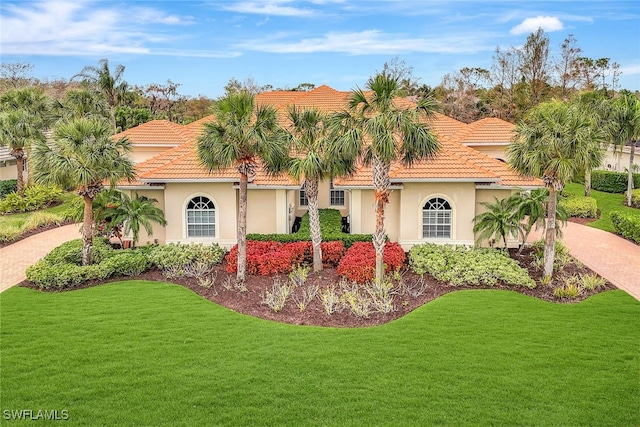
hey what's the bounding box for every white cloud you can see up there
[236,30,495,55]
[620,64,640,75]
[221,1,314,17]
[510,16,564,35]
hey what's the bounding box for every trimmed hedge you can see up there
[247,208,373,248]
[0,179,17,199]
[409,243,536,288]
[146,243,226,271]
[592,170,640,194]
[558,195,598,218]
[611,212,640,244]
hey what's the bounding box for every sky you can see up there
[1,0,639,98]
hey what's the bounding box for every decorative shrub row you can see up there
[295,209,344,235]
[409,243,536,288]
[336,242,406,283]
[146,243,226,271]
[0,184,63,213]
[225,240,346,275]
[558,195,598,218]
[0,179,17,199]
[591,170,640,194]
[611,212,640,244]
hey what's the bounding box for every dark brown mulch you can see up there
[567,216,596,226]
[18,246,615,328]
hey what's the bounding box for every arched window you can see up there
[422,197,452,238]
[186,196,215,238]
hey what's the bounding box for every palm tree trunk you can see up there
[372,155,390,283]
[15,153,25,197]
[109,104,117,134]
[627,143,636,207]
[306,179,323,272]
[543,186,557,280]
[82,194,94,266]
[584,167,591,197]
[237,171,248,284]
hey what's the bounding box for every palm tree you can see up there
[73,59,128,133]
[30,118,135,265]
[608,92,640,206]
[52,88,110,123]
[286,107,355,272]
[334,72,440,282]
[510,188,567,253]
[473,197,520,249]
[0,87,49,196]
[197,91,289,284]
[507,100,605,279]
[100,192,167,247]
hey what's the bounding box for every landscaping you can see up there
[1,282,638,426]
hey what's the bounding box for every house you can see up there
[601,142,640,173]
[0,147,25,181]
[113,85,543,249]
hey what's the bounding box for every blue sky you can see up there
[1,0,639,98]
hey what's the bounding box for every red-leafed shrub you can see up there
[337,242,406,283]
[320,241,345,266]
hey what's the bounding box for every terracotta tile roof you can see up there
[121,85,540,189]
[113,120,192,146]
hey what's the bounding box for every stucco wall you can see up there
[474,188,519,248]
[0,160,23,181]
[120,188,166,245]
[470,146,508,162]
[601,147,640,173]
[129,146,174,164]
[294,179,349,217]
[246,189,280,234]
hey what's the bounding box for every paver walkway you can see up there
[0,223,81,292]
[529,221,640,301]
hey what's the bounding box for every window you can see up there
[422,197,452,238]
[330,179,345,206]
[299,183,308,206]
[186,196,215,238]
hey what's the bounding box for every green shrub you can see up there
[409,243,536,288]
[0,179,17,199]
[580,274,607,291]
[0,184,63,213]
[44,238,114,265]
[592,170,640,193]
[0,225,22,243]
[626,189,640,209]
[146,243,226,271]
[531,239,572,271]
[553,283,581,299]
[26,261,89,289]
[101,251,150,276]
[22,212,65,230]
[610,211,640,244]
[558,195,598,218]
[296,209,344,236]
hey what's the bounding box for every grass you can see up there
[1,281,638,426]
[0,192,76,236]
[563,183,639,232]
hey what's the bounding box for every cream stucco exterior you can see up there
[601,146,639,173]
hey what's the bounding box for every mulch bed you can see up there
[18,246,615,328]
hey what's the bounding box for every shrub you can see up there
[553,283,581,299]
[44,238,114,265]
[627,189,640,209]
[610,212,640,244]
[0,179,17,199]
[531,239,572,271]
[22,212,65,230]
[0,225,22,243]
[409,243,536,288]
[246,232,372,249]
[26,261,87,289]
[100,251,150,276]
[147,243,226,271]
[337,242,406,283]
[580,274,607,291]
[558,195,598,218]
[591,170,640,194]
[0,184,63,214]
[225,241,305,275]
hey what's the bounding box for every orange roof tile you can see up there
[452,117,515,145]
[114,120,192,146]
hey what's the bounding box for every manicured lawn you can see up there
[1,281,638,426]
[0,192,76,230]
[564,183,639,232]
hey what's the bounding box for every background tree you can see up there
[336,73,440,282]
[197,91,289,284]
[439,67,491,123]
[554,34,583,99]
[0,87,49,196]
[52,88,110,122]
[286,107,354,271]
[0,62,34,91]
[508,100,605,279]
[30,118,135,265]
[608,91,640,206]
[73,59,128,132]
[519,28,551,107]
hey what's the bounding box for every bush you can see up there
[22,212,65,230]
[592,170,640,194]
[611,212,640,244]
[409,243,536,288]
[0,179,17,199]
[44,238,114,265]
[0,225,22,243]
[337,242,406,283]
[558,195,598,218]
[626,189,640,209]
[0,184,63,213]
[100,251,150,276]
[530,239,572,271]
[146,243,226,271]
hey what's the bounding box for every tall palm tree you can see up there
[30,118,135,265]
[608,92,640,206]
[473,197,520,249]
[334,73,440,282]
[197,91,289,284]
[508,100,605,279]
[73,59,128,133]
[509,188,567,253]
[0,87,49,196]
[100,192,167,247]
[286,107,355,272]
[52,88,110,123]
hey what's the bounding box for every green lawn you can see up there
[0,192,76,230]
[1,281,638,426]
[564,183,639,232]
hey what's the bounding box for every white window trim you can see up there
[329,178,345,207]
[418,194,456,241]
[182,193,219,241]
